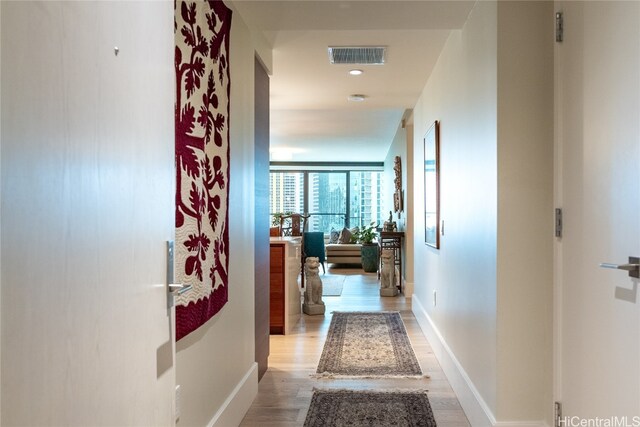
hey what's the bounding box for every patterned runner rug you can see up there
[315,311,424,378]
[304,389,437,427]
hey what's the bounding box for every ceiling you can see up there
[234,1,475,162]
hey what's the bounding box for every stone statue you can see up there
[384,210,397,232]
[303,257,326,315]
[380,249,398,296]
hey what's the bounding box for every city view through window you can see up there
[269,171,384,233]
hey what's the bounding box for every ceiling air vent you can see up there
[328,46,386,65]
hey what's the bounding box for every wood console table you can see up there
[378,231,404,291]
[269,237,302,334]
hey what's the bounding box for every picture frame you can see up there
[424,120,440,248]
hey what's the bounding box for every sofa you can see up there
[326,243,362,265]
[325,227,362,265]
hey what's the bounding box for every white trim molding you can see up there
[208,363,258,427]
[403,280,414,298]
[412,296,548,427]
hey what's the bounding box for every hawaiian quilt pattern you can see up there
[174,0,231,340]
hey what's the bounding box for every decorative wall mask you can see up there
[393,156,403,213]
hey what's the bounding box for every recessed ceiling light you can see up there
[349,69,363,76]
[348,94,366,102]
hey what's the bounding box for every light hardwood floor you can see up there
[239,266,470,427]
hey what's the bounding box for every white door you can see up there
[1,2,176,425]
[556,0,640,421]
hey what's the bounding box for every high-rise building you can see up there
[269,170,383,232]
[351,171,383,228]
[309,172,346,232]
[269,172,304,219]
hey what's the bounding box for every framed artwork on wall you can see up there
[424,120,440,248]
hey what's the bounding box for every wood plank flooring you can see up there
[240,266,470,427]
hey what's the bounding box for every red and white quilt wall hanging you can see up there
[174,0,232,341]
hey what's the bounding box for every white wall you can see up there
[1,2,176,425]
[384,123,406,227]
[405,122,414,298]
[175,6,259,427]
[1,2,264,426]
[412,0,499,415]
[496,2,554,423]
[0,1,3,420]
[383,121,414,291]
[411,1,554,425]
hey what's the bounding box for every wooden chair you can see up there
[279,213,310,290]
[279,213,309,237]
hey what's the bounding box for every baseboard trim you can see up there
[412,296,548,427]
[207,362,258,427]
[403,280,414,298]
[412,295,494,426]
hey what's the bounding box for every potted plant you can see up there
[355,222,379,273]
[271,211,293,227]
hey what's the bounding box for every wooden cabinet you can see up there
[269,238,301,334]
[269,245,285,333]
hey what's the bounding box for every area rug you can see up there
[322,276,345,296]
[304,389,437,427]
[315,311,424,378]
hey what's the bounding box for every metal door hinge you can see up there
[555,402,562,427]
[555,208,563,237]
[556,12,564,43]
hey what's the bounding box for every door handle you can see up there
[600,257,639,278]
[168,283,193,295]
[166,241,192,308]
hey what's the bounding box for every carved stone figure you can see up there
[393,156,402,191]
[393,156,403,212]
[384,210,397,232]
[380,249,398,297]
[303,257,326,315]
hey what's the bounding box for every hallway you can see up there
[240,267,470,426]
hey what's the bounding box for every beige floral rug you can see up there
[315,311,424,378]
[304,389,437,426]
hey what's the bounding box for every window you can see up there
[350,171,384,229]
[308,172,347,232]
[269,169,385,233]
[269,172,304,221]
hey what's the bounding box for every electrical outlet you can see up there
[176,385,181,422]
[433,290,437,307]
